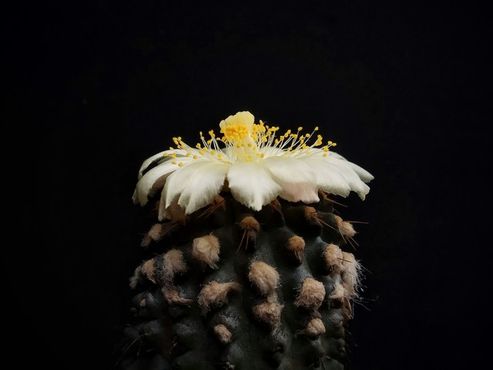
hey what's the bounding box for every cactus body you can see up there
[121,192,361,370]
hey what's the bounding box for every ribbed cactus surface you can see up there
[120,191,362,370]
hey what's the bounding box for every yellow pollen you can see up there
[221,124,250,144]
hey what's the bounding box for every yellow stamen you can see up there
[165,112,338,166]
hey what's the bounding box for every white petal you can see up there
[227,162,282,211]
[134,161,177,206]
[328,151,374,183]
[159,160,227,219]
[346,162,374,183]
[278,182,320,203]
[137,149,188,179]
[177,162,229,215]
[324,157,370,200]
[324,156,370,199]
[259,146,282,157]
[300,157,352,197]
[264,156,319,203]
[137,151,167,179]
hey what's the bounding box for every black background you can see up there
[6,1,490,369]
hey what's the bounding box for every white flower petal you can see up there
[227,162,282,211]
[137,149,187,179]
[259,146,281,157]
[159,160,227,219]
[328,151,374,183]
[137,151,167,179]
[300,157,352,197]
[279,182,320,203]
[177,162,229,215]
[324,157,370,200]
[133,161,178,206]
[323,156,370,200]
[264,156,319,203]
[346,162,374,183]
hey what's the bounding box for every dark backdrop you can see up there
[6,2,490,370]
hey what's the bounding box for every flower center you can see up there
[219,111,255,147]
[221,124,251,145]
[218,111,259,161]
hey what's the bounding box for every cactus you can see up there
[120,112,373,370]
